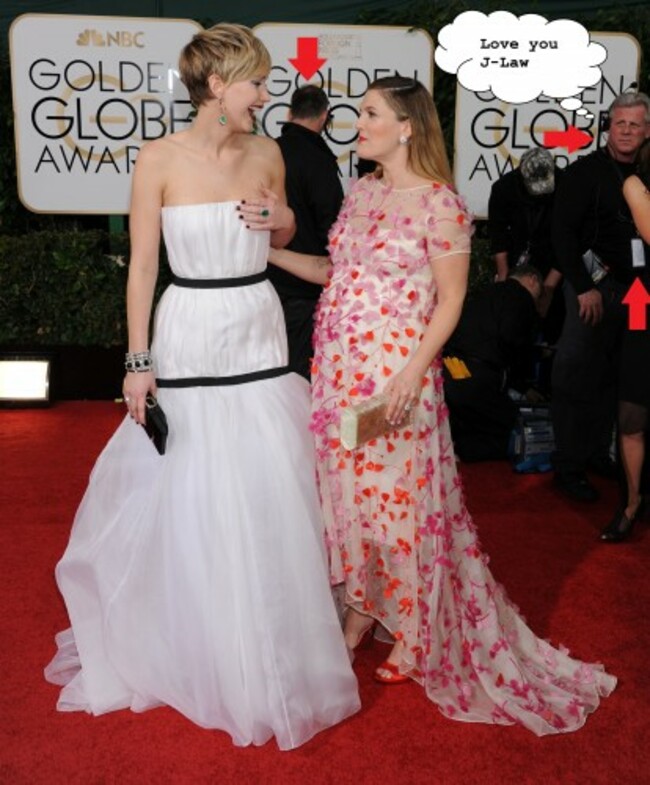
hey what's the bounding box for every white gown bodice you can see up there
[153,203,287,379]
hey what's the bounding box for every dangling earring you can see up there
[399,135,409,145]
[218,96,227,126]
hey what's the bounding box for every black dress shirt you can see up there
[269,122,343,299]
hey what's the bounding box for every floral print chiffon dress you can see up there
[311,175,616,735]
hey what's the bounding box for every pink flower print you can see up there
[567,697,584,718]
[506,628,520,648]
[355,376,377,397]
[389,540,411,567]
[573,663,597,685]
[489,638,509,659]
[550,713,568,731]
[491,705,515,723]
[383,577,403,599]
[434,555,454,569]
[390,278,408,296]
[309,406,336,438]
[398,596,414,616]
[541,643,560,670]
[465,597,491,630]
[538,706,566,729]
[474,661,492,676]
[508,680,536,702]
[463,544,481,559]
[418,512,442,538]
[460,639,478,667]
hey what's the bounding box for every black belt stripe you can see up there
[171,270,267,288]
[156,366,290,388]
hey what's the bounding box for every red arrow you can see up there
[543,126,592,153]
[288,37,327,80]
[622,277,650,330]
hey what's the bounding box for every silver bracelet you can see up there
[125,350,153,373]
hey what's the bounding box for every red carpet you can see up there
[1,401,648,784]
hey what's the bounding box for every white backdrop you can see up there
[10,14,200,214]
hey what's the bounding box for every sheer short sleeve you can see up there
[424,185,473,263]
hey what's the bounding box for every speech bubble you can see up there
[435,10,607,112]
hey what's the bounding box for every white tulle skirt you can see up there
[45,375,360,750]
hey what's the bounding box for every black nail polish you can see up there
[238,214,243,220]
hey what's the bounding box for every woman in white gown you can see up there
[44,23,360,751]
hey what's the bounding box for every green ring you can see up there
[260,208,270,217]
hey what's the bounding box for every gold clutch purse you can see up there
[340,393,413,450]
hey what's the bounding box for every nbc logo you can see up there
[76,29,144,48]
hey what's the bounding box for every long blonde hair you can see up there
[179,23,271,107]
[367,76,453,186]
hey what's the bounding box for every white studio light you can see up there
[0,356,51,405]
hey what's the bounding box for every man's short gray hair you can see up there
[608,91,650,123]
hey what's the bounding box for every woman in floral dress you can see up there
[270,76,615,735]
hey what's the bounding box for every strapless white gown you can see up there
[44,202,360,750]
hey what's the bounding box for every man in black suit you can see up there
[269,85,344,380]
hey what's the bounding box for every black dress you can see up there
[618,262,650,416]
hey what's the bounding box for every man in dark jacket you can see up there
[443,265,543,462]
[489,148,559,281]
[488,147,564,345]
[550,92,650,502]
[269,85,343,380]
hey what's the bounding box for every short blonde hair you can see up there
[179,23,271,107]
[367,76,453,186]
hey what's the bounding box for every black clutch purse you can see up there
[143,394,168,455]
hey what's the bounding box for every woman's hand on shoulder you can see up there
[237,186,294,234]
[238,182,296,248]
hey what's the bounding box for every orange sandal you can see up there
[374,660,410,685]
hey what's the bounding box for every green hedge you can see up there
[0,231,130,346]
[0,231,172,347]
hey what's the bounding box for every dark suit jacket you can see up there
[268,122,343,299]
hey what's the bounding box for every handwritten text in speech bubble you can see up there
[435,10,607,114]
